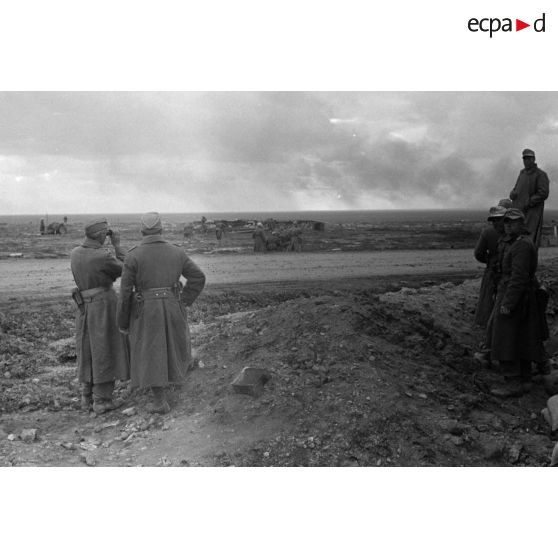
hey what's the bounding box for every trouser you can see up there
[81,380,115,401]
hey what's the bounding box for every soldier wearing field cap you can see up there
[490,208,547,397]
[473,204,508,328]
[509,148,550,248]
[117,212,206,414]
[70,218,130,413]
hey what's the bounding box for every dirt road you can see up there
[3,247,558,300]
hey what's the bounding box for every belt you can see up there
[80,286,111,302]
[139,287,177,300]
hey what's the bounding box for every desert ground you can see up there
[2,217,558,466]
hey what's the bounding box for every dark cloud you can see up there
[1,92,557,212]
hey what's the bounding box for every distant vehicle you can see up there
[46,222,67,235]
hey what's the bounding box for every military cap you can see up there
[85,218,109,235]
[503,208,525,221]
[141,211,162,233]
[522,148,536,158]
[498,198,513,209]
[487,206,507,220]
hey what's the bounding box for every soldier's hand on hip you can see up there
[500,305,511,315]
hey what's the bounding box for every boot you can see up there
[149,387,170,414]
[473,351,492,369]
[80,394,93,412]
[490,382,525,398]
[80,382,93,412]
[535,359,552,377]
[92,398,117,415]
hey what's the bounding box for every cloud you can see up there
[1,92,557,213]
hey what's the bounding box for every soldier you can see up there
[287,221,303,252]
[215,221,225,242]
[473,204,508,328]
[117,212,206,414]
[39,219,45,235]
[490,208,547,397]
[70,218,129,413]
[509,148,550,248]
[253,222,267,252]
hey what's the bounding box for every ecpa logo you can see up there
[468,13,546,37]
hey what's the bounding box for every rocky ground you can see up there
[2,262,558,466]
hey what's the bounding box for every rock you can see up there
[84,454,97,466]
[232,367,271,397]
[121,407,136,416]
[479,437,506,460]
[508,443,522,464]
[7,434,16,441]
[20,428,38,442]
[545,395,558,431]
[60,441,75,450]
[542,371,558,396]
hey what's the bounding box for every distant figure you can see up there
[39,219,45,235]
[509,148,549,248]
[117,212,206,414]
[253,222,267,252]
[215,222,225,242]
[201,215,207,234]
[70,218,129,413]
[183,223,194,240]
[287,221,303,252]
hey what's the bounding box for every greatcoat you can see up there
[473,226,501,327]
[70,238,130,384]
[509,164,550,247]
[117,235,206,388]
[490,232,546,363]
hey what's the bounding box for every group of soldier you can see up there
[473,148,551,398]
[67,148,552,465]
[253,221,303,252]
[70,212,205,414]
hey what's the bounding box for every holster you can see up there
[71,287,85,314]
[172,281,184,302]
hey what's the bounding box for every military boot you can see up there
[80,395,93,412]
[535,359,552,376]
[490,379,526,398]
[92,398,117,415]
[80,382,93,412]
[149,387,170,414]
[491,361,525,398]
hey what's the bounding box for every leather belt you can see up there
[140,287,176,300]
[80,286,111,302]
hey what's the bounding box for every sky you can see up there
[1,91,558,215]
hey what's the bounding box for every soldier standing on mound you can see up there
[490,209,548,398]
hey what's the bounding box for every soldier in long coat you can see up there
[117,212,206,414]
[490,208,547,397]
[70,219,130,413]
[509,148,550,248]
[473,205,508,327]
